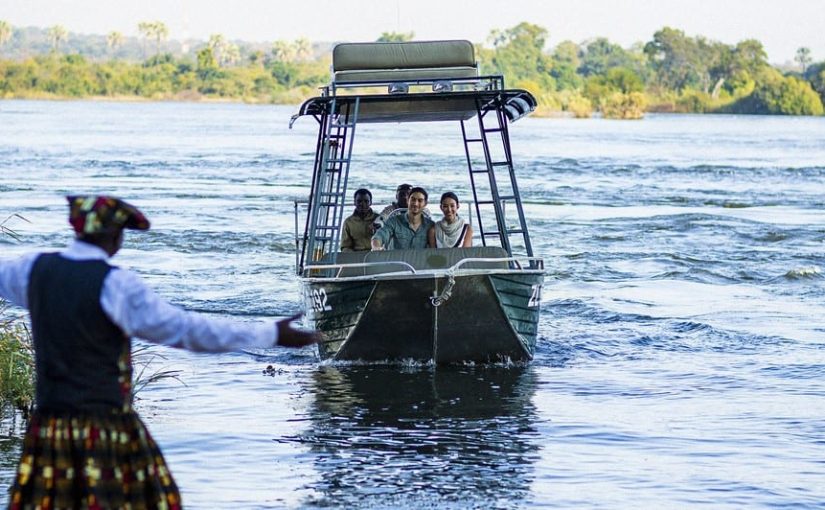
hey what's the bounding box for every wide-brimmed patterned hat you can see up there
[67,196,150,235]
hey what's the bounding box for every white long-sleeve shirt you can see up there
[0,240,278,352]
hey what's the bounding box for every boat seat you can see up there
[332,40,479,84]
[316,246,510,277]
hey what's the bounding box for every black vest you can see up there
[28,253,132,413]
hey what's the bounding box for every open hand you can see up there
[276,313,321,347]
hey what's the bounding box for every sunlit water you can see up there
[1,100,824,509]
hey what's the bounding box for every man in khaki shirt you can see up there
[341,188,380,252]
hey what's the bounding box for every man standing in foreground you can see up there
[0,196,319,510]
[371,187,435,250]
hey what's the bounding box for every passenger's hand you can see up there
[275,313,321,348]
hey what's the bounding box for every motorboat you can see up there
[290,40,543,363]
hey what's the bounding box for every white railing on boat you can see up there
[303,260,418,277]
[302,256,544,279]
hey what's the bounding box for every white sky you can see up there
[3,0,823,64]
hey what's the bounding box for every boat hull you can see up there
[302,271,542,363]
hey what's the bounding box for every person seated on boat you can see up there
[340,188,380,252]
[379,183,412,221]
[428,191,473,248]
[371,186,435,251]
[380,183,431,221]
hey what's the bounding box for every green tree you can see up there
[579,37,634,77]
[644,27,702,90]
[106,31,123,57]
[197,47,218,73]
[222,42,240,66]
[294,38,313,61]
[377,31,414,43]
[248,50,266,67]
[553,40,581,67]
[697,38,732,96]
[47,25,68,53]
[550,40,582,90]
[208,34,226,65]
[604,67,643,93]
[735,69,824,115]
[149,21,169,56]
[795,47,812,72]
[732,39,767,75]
[272,40,297,63]
[583,67,644,112]
[0,20,12,50]
[137,21,153,58]
[804,62,825,104]
[486,22,554,89]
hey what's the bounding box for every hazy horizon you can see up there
[2,0,823,64]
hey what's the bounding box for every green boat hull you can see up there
[302,271,543,363]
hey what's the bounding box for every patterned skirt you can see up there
[7,410,181,510]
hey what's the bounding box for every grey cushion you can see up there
[333,40,475,71]
[334,66,479,83]
[331,40,478,85]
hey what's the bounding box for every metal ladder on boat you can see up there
[461,97,534,259]
[302,97,360,270]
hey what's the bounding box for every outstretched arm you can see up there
[102,269,319,352]
[276,313,321,347]
[0,253,39,309]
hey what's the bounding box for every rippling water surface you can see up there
[1,100,824,509]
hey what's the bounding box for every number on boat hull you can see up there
[309,287,332,312]
[528,284,542,308]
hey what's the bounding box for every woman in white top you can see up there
[427,191,473,248]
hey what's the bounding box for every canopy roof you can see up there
[293,90,537,124]
[291,40,536,125]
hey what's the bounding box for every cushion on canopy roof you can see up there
[332,40,478,83]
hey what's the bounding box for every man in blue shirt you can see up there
[371,186,434,250]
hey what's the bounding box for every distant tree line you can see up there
[0,20,823,117]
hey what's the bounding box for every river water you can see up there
[1,100,824,509]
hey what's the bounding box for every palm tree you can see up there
[294,37,312,61]
[106,30,123,56]
[0,20,13,51]
[47,25,68,53]
[208,33,225,65]
[795,47,812,73]
[271,40,296,63]
[377,31,414,43]
[150,21,169,56]
[137,21,153,58]
[222,42,240,66]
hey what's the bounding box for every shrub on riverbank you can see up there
[601,92,647,119]
[1,217,34,414]
[0,53,327,104]
[0,308,34,413]
[729,70,824,115]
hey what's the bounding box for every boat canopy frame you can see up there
[290,40,538,275]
